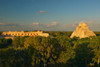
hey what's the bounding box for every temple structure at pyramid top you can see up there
[70,22,96,38]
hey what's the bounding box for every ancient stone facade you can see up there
[70,22,96,38]
[2,31,49,37]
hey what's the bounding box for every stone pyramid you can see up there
[70,22,96,38]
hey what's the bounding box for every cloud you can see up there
[72,23,78,27]
[0,22,5,25]
[1,21,100,31]
[0,22,25,31]
[61,23,78,28]
[30,22,39,26]
[51,22,57,25]
[40,10,48,13]
[45,22,58,27]
[0,22,23,28]
[29,22,40,28]
[29,22,58,31]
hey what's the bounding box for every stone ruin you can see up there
[70,22,96,38]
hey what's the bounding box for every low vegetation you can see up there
[0,31,100,67]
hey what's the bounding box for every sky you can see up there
[0,0,100,31]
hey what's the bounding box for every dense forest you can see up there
[0,31,100,67]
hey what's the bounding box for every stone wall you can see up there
[2,31,49,37]
[70,22,96,38]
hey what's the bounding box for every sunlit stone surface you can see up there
[2,31,49,37]
[70,22,96,38]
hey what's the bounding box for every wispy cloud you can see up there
[30,22,39,26]
[40,10,48,13]
[51,22,57,26]
[0,22,24,31]
[72,23,78,27]
[45,22,58,27]
[0,22,20,27]
[0,22,5,25]
[0,21,100,31]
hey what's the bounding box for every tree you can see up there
[0,48,32,67]
[89,36,100,67]
[24,36,60,67]
[6,38,12,45]
[0,32,2,35]
[12,36,27,48]
[0,37,11,48]
[72,38,94,67]
[56,35,75,65]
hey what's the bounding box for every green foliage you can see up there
[0,37,12,49]
[24,36,60,66]
[95,32,100,36]
[13,36,27,48]
[47,31,72,37]
[0,32,2,35]
[74,43,94,67]
[56,35,75,63]
[0,31,100,67]
[89,36,100,67]
[0,48,32,67]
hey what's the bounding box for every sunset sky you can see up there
[0,0,100,31]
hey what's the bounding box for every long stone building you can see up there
[2,31,49,37]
